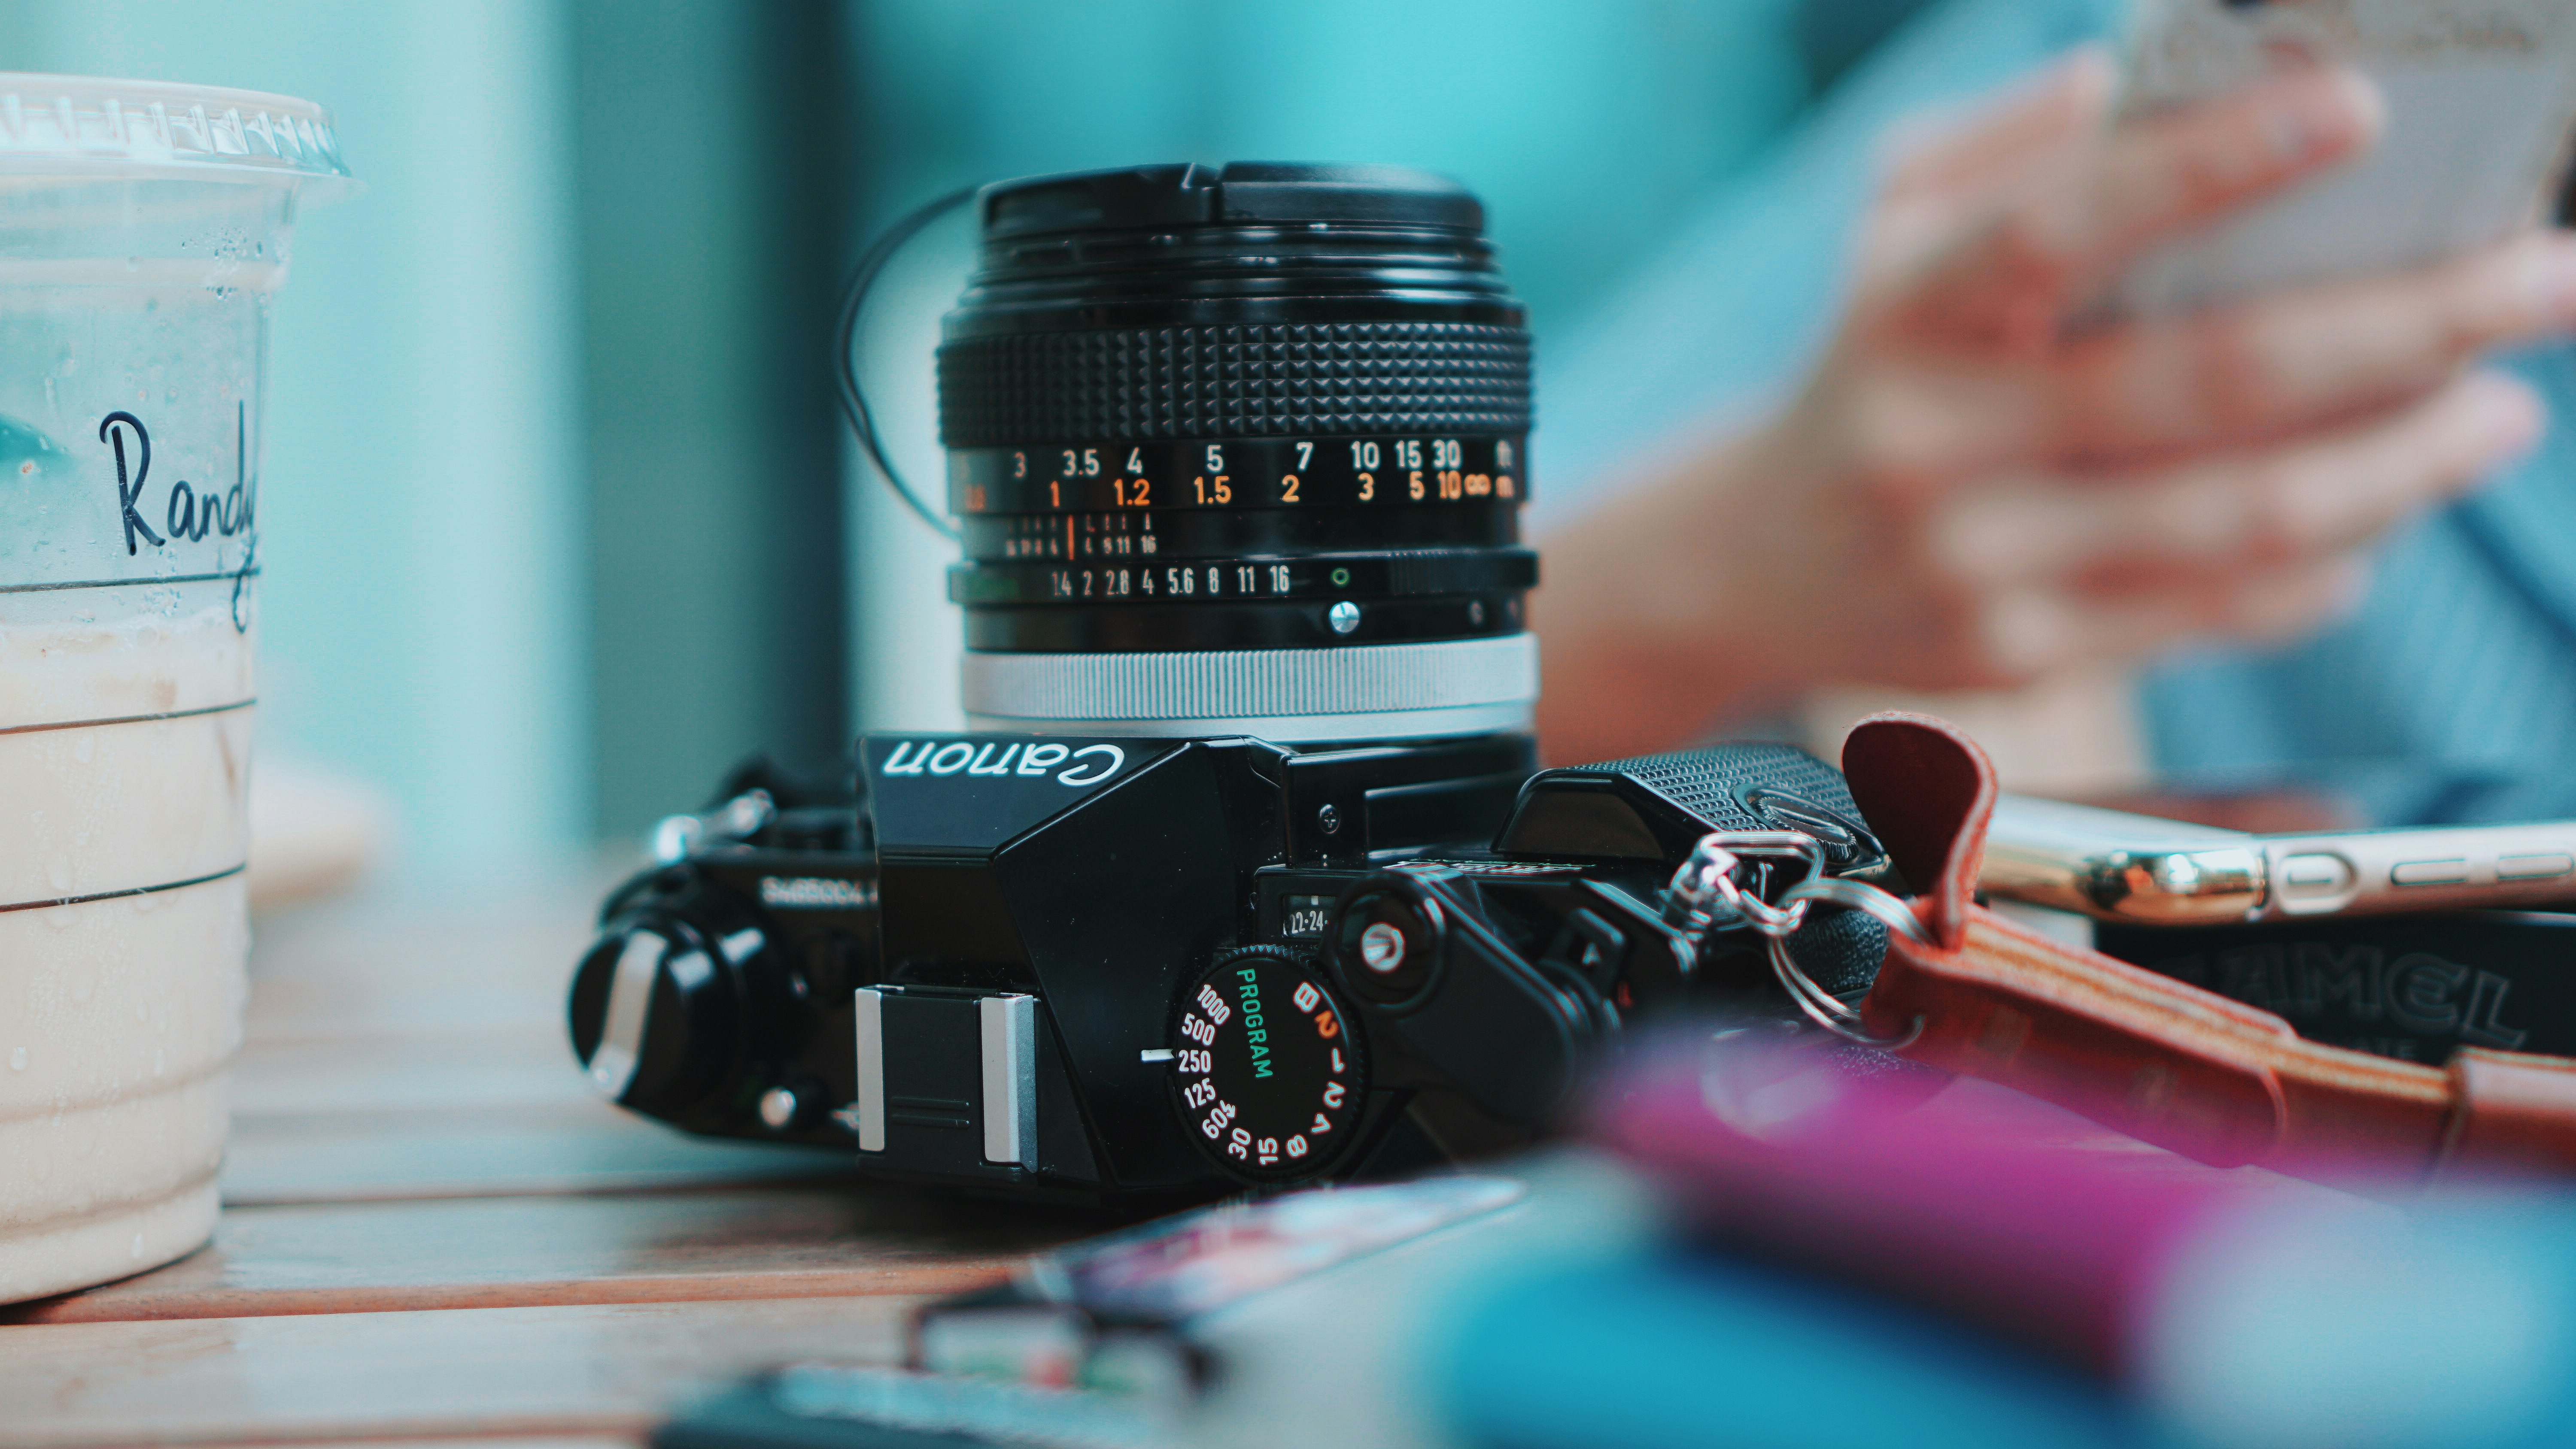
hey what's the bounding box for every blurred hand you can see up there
[1539,51,2576,764]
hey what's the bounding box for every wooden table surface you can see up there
[0,885,1097,1448]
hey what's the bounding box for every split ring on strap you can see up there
[1672,831,1929,1051]
[1766,875,1929,1050]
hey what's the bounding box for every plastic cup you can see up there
[0,75,351,1303]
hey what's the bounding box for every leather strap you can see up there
[2444,1049,2576,1174]
[1841,712,2576,1181]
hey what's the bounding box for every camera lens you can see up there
[938,162,1535,742]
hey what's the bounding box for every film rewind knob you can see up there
[568,919,741,1119]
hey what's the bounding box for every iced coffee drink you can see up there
[0,76,349,1303]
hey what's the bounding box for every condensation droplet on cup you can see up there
[9,1047,25,1071]
[128,1232,143,1259]
[46,854,70,892]
[72,732,94,764]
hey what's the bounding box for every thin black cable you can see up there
[834,185,978,542]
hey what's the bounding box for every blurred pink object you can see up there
[1586,1031,2357,1373]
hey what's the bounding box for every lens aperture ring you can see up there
[936,322,1532,449]
[952,549,1535,606]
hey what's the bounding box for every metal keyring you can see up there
[1669,831,1929,1051]
[1765,876,1929,1050]
[1777,875,1932,943]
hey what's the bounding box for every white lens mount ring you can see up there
[961,634,1538,743]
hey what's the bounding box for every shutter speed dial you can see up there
[1169,945,1367,1182]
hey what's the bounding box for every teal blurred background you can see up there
[0,0,1920,881]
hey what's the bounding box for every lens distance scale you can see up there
[951,434,1525,515]
[1171,946,1366,1182]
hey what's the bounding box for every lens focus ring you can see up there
[936,322,1533,447]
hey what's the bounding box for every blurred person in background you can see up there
[1537,0,2576,800]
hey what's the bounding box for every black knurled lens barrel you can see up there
[934,164,1536,737]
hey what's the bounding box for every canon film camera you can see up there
[568,163,1897,1206]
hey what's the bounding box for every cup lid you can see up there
[0,73,352,188]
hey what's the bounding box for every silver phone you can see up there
[1982,794,2576,924]
[2116,0,2576,315]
